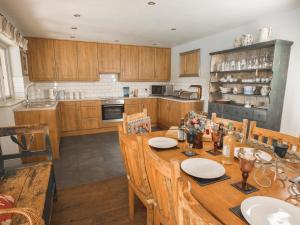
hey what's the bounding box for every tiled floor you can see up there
[53,132,125,189]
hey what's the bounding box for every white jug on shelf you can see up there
[257,27,272,43]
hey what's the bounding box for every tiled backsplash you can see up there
[30,74,169,99]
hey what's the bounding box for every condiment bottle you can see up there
[178,118,186,142]
[221,128,236,165]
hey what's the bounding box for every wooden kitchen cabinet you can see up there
[77,41,98,81]
[124,99,142,115]
[180,49,200,77]
[54,40,78,80]
[14,109,60,161]
[141,98,157,124]
[120,45,139,81]
[80,101,100,130]
[60,101,80,132]
[139,47,155,80]
[158,98,170,127]
[155,48,171,81]
[28,38,56,81]
[98,43,120,73]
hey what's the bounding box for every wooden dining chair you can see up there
[177,178,222,225]
[211,113,248,143]
[123,108,152,134]
[118,126,154,225]
[142,136,181,225]
[248,121,300,151]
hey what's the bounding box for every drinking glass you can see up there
[212,131,220,153]
[237,148,256,190]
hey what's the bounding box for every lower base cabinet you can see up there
[124,98,157,125]
[158,99,204,128]
[14,109,60,161]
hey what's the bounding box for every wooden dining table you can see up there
[146,130,299,225]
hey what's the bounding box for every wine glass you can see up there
[211,131,220,154]
[237,148,256,190]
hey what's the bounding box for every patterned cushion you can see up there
[127,117,151,135]
[0,195,14,225]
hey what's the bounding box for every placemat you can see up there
[229,205,249,224]
[181,151,199,157]
[206,149,222,156]
[192,174,230,186]
[231,182,259,194]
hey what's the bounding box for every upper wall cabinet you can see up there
[98,43,120,73]
[27,38,171,82]
[28,38,56,81]
[155,48,171,81]
[120,45,139,81]
[54,40,78,81]
[139,46,155,81]
[77,41,98,81]
[180,49,200,77]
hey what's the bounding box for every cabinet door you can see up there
[155,48,171,81]
[120,45,139,81]
[80,101,100,129]
[60,102,80,131]
[158,99,169,126]
[125,99,142,115]
[180,54,187,75]
[168,101,181,126]
[139,47,155,80]
[141,98,157,124]
[77,42,98,81]
[98,43,120,73]
[185,51,199,75]
[55,40,78,80]
[28,38,56,81]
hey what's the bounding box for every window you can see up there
[0,43,13,100]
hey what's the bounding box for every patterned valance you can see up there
[0,13,28,50]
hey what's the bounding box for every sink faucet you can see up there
[25,82,35,105]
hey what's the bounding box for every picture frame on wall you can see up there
[20,50,28,76]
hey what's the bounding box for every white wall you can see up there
[171,8,300,136]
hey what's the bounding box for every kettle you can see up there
[257,27,272,43]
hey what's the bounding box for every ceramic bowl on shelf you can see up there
[233,87,243,95]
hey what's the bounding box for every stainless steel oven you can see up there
[101,99,124,122]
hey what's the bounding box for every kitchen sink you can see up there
[24,101,57,108]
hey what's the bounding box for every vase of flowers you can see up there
[185,111,206,149]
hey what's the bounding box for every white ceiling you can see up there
[0,0,299,47]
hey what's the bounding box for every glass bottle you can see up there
[218,123,225,149]
[221,129,236,165]
[178,118,186,142]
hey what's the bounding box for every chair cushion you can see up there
[127,116,151,134]
[0,194,14,224]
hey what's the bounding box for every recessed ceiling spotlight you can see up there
[73,14,81,17]
[70,35,76,39]
[71,27,78,30]
[147,1,156,5]
[171,28,177,31]
[114,40,120,43]
[152,43,158,46]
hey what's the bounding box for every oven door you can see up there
[102,104,124,122]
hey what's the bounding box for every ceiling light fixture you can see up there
[71,27,78,30]
[147,1,156,5]
[171,28,177,31]
[70,35,76,39]
[152,43,158,46]
[114,40,119,43]
[73,14,81,17]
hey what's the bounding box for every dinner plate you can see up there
[241,196,300,225]
[181,158,225,179]
[148,137,178,149]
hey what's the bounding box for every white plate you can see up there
[181,158,225,179]
[241,196,300,225]
[148,137,178,149]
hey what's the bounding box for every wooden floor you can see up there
[51,176,147,225]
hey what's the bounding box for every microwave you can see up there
[150,85,173,96]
